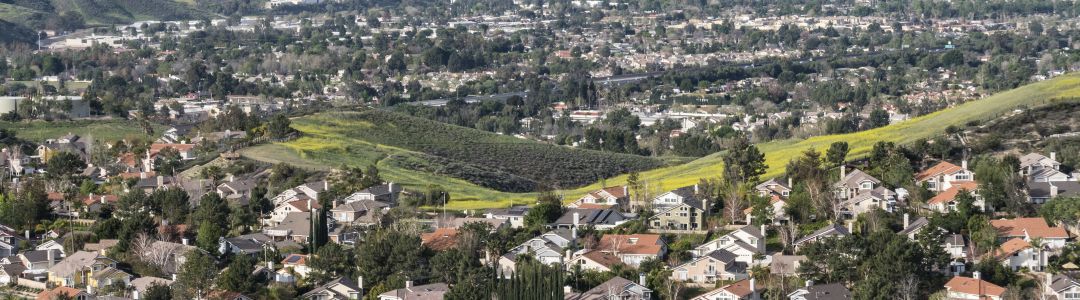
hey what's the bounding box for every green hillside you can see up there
[0,18,36,45]
[243,74,1080,209]
[240,109,668,201]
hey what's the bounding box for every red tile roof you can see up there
[989,238,1031,260]
[37,287,86,300]
[579,250,624,269]
[944,276,1006,298]
[420,228,458,251]
[916,161,963,181]
[928,181,979,205]
[597,234,664,256]
[82,194,119,206]
[991,217,1068,239]
[721,279,764,297]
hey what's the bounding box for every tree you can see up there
[866,108,890,129]
[172,250,217,299]
[355,230,427,288]
[524,192,563,228]
[308,242,354,285]
[218,254,256,293]
[267,114,295,139]
[195,220,223,255]
[142,284,172,300]
[722,137,767,183]
[45,151,87,178]
[153,147,183,175]
[826,141,849,167]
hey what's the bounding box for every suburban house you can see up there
[301,277,363,300]
[343,183,402,204]
[1047,274,1080,300]
[943,234,967,260]
[769,254,806,277]
[743,196,788,224]
[19,249,63,278]
[499,229,574,276]
[568,250,624,272]
[330,200,390,226]
[693,226,766,265]
[840,186,898,216]
[793,224,850,250]
[265,212,314,243]
[916,161,974,192]
[987,238,1045,271]
[219,233,299,257]
[484,206,529,228]
[270,181,329,207]
[216,177,258,205]
[566,276,651,300]
[378,282,449,300]
[989,217,1069,249]
[268,200,321,225]
[650,186,708,231]
[594,234,666,267]
[46,250,119,287]
[276,254,312,283]
[1019,152,1063,178]
[692,279,762,300]
[568,186,629,209]
[833,167,881,201]
[788,283,851,300]
[671,249,749,283]
[36,286,90,300]
[552,208,629,230]
[1027,181,1080,204]
[420,228,459,251]
[0,263,26,284]
[755,177,793,199]
[927,181,983,213]
[898,214,930,240]
[130,277,173,299]
[943,275,1005,300]
[37,134,89,162]
[141,241,200,276]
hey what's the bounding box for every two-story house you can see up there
[46,251,119,288]
[499,229,574,276]
[650,186,708,231]
[568,186,629,209]
[595,234,666,267]
[671,250,748,283]
[342,183,402,204]
[916,161,974,192]
[693,226,766,265]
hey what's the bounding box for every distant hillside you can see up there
[0,19,36,45]
[241,109,668,195]
[0,0,210,43]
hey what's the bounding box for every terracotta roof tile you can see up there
[944,276,1006,298]
[928,181,979,205]
[597,234,664,256]
[990,217,1068,239]
[916,161,963,182]
[421,228,459,251]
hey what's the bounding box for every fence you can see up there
[16,278,46,290]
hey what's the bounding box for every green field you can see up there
[243,74,1080,209]
[240,110,669,208]
[0,119,162,143]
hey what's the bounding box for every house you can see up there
[276,253,312,283]
[216,177,258,205]
[693,225,765,265]
[833,167,882,201]
[270,181,329,207]
[301,277,363,300]
[46,250,119,287]
[1047,273,1080,300]
[568,186,629,208]
[1020,152,1062,177]
[19,249,63,277]
[130,276,173,298]
[916,161,974,192]
[0,263,26,284]
[568,250,625,272]
[88,266,133,291]
[268,199,321,225]
[769,254,806,277]
[943,234,967,260]
[148,143,198,161]
[552,208,629,230]
[265,212,314,243]
[219,233,282,257]
[987,238,1045,271]
[343,183,402,204]
[420,228,458,251]
[927,182,983,212]
[0,240,17,258]
[755,177,792,199]
[788,283,851,300]
[484,206,529,228]
[567,276,652,300]
[1029,167,1074,183]
[793,224,850,250]
[36,286,90,300]
[898,214,929,240]
[650,186,708,231]
[671,250,748,283]
[943,275,1005,300]
[840,186,897,216]
[594,234,666,267]
[1027,181,1080,204]
[499,229,574,276]
[989,217,1069,249]
[330,200,389,226]
[692,278,762,300]
[81,194,119,215]
[743,196,787,224]
[140,241,200,276]
[37,134,89,162]
[378,282,448,300]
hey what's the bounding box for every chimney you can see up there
[623,186,629,198]
[229,174,235,182]
[639,273,646,286]
[181,238,189,246]
[749,278,756,292]
[962,159,968,170]
[787,177,793,188]
[840,165,846,179]
[308,199,313,210]
[693,184,700,194]
[572,212,580,239]
[24,230,29,240]
[172,274,177,281]
[267,261,273,270]
[1051,183,1059,198]
[805,280,813,287]
[973,271,981,280]
[358,276,364,291]
[760,224,766,253]
[133,289,140,300]
[156,175,164,187]
[405,280,413,288]
[846,220,854,234]
[564,286,573,295]
[47,249,55,267]
[1051,152,1057,162]
[389,182,395,192]
[86,283,93,295]
[140,172,147,179]
[324,180,329,191]
[903,213,910,229]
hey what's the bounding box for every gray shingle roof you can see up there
[796,283,852,300]
[1028,181,1080,198]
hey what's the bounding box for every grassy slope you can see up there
[242,74,1080,209]
[0,119,162,143]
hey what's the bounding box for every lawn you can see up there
[242,74,1080,209]
[0,119,161,143]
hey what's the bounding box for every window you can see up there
[1064,292,1080,299]
[860,182,872,190]
[955,174,970,181]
